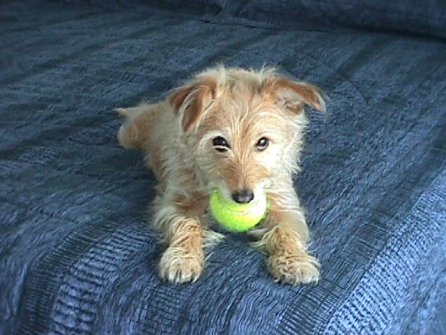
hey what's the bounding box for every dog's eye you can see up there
[212,136,230,152]
[256,137,269,151]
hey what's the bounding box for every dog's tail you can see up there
[115,105,153,150]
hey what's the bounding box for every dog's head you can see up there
[170,67,325,203]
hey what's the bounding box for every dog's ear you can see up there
[169,79,217,132]
[264,78,326,114]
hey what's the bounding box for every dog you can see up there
[117,66,325,285]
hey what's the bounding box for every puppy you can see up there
[117,66,325,285]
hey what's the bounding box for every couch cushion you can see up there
[233,0,446,39]
[59,0,446,39]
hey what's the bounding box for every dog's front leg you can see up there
[257,191,320,285]
[154,195,208,284]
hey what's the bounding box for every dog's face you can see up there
[170,68,325,203]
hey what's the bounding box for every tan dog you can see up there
[117,66,325,285]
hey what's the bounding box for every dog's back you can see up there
[117,102,180,183]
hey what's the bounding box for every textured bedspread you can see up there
[1,1,445,334]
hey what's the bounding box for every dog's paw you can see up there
[268,252,320,285]
[159,246,204,284]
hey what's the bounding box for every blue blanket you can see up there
[1,1,445,334]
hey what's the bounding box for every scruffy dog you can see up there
[117,66,325,285]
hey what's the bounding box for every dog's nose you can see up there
[231,189,254,204]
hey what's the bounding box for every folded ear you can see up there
[169,79,217,132]
[264,78,326,114]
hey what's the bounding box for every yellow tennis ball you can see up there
[209,189,268,233]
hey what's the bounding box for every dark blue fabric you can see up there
[234,0,446,40]
[61,0,446,39]
[0,1,445,334]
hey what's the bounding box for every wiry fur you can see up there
[117,66,326,284]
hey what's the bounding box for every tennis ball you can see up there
[209,189,268,233]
